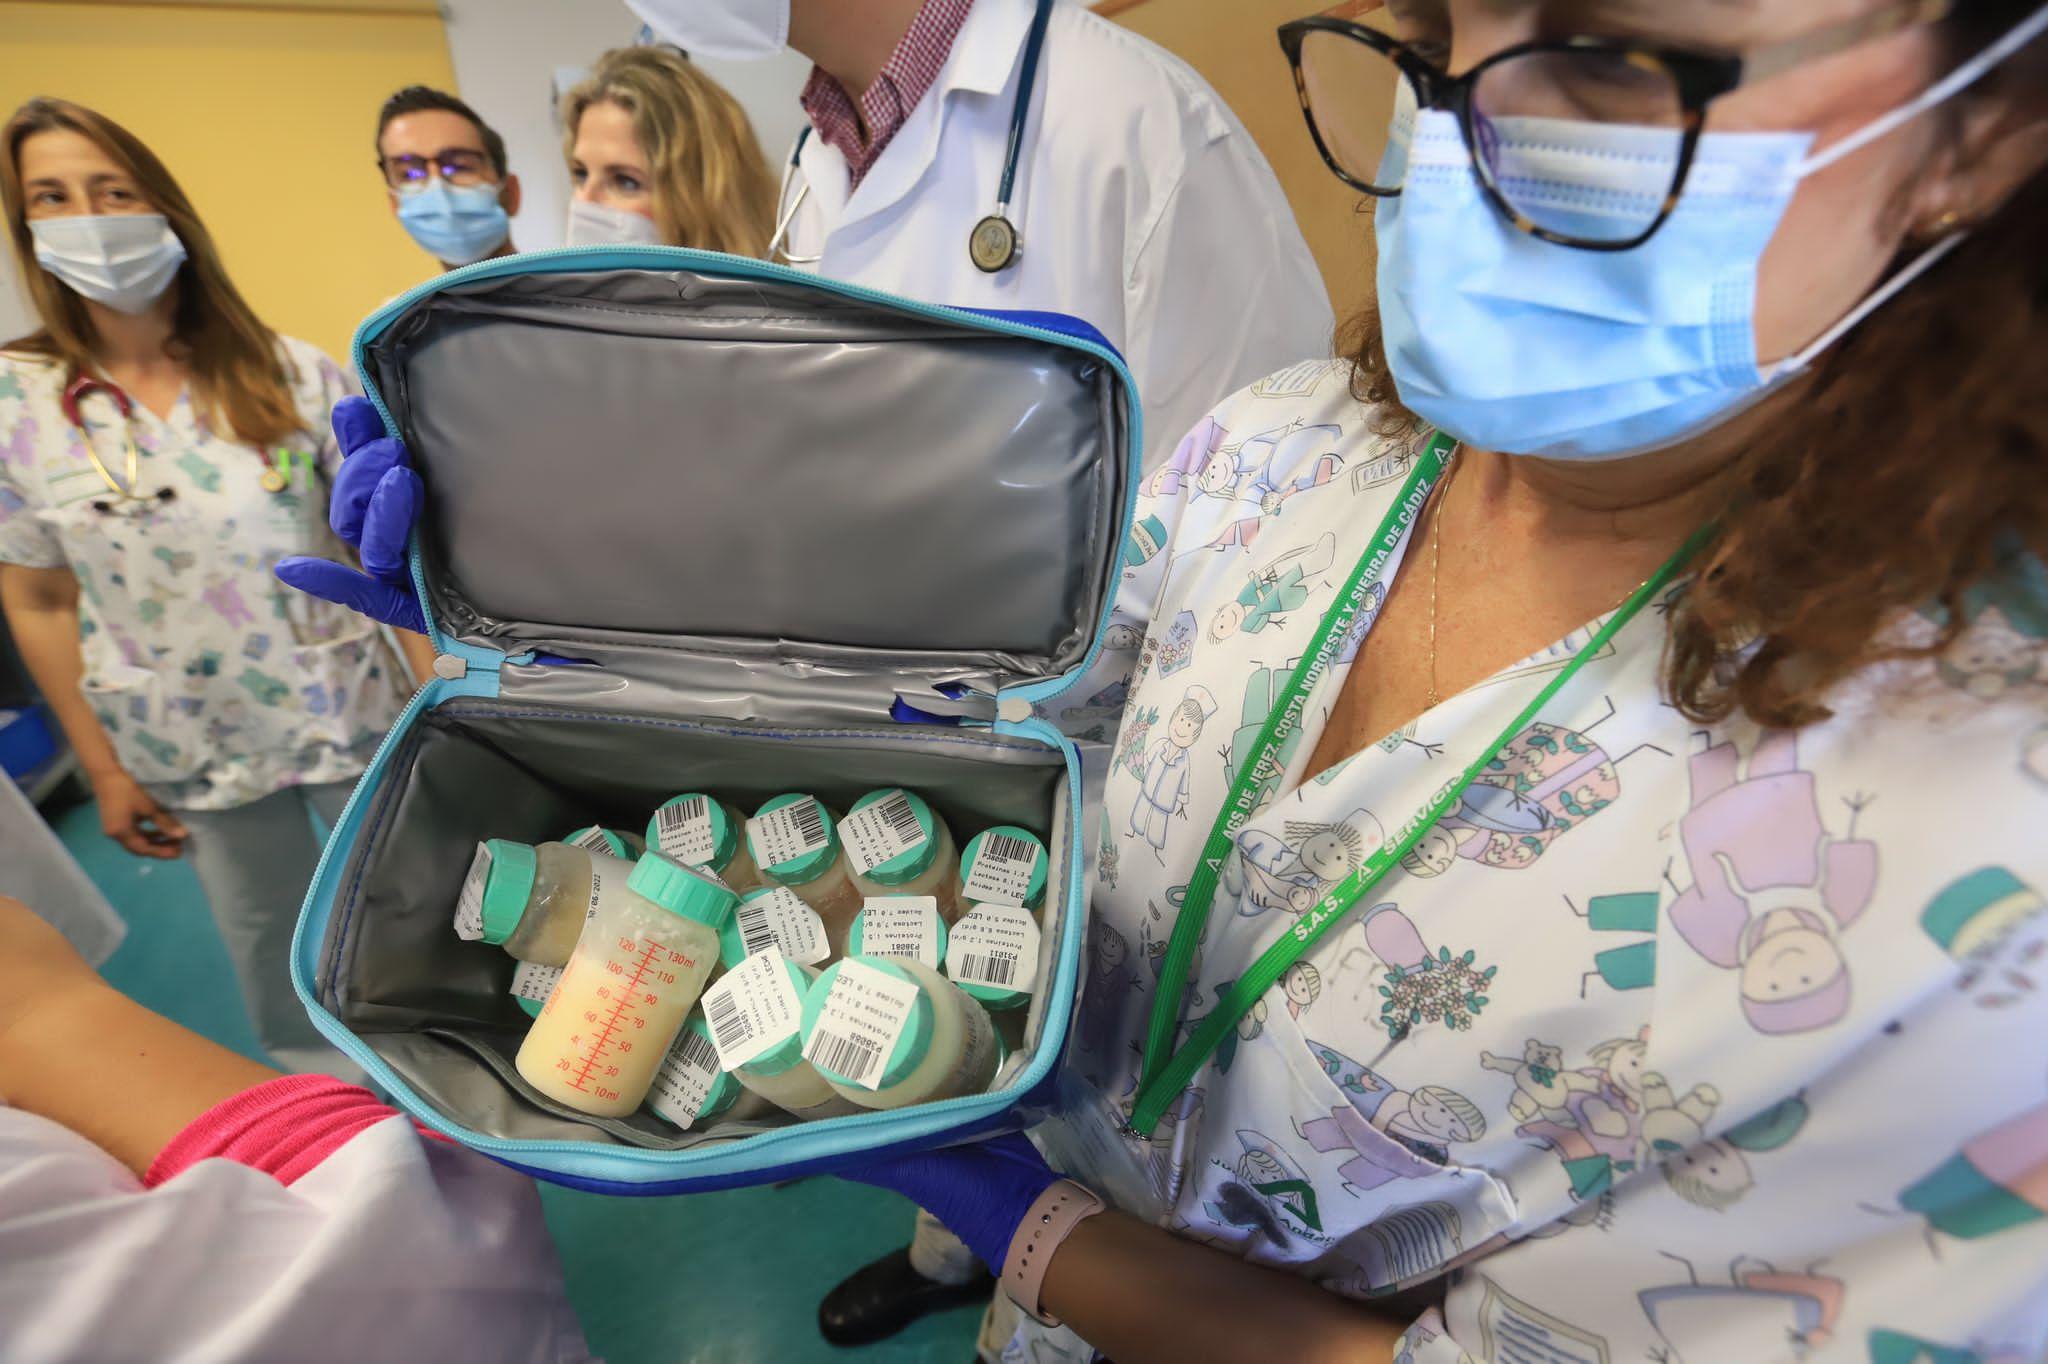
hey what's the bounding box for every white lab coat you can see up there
[0,1106,593,1363]
[776,0,1334,473]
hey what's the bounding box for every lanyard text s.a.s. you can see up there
[1126,433,1711,1137]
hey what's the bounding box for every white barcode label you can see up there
[841,791,925,876]
[964,830,1042,905]
[654,796,718,865]
[701,951,805,1071]
[509,960,562,1003]
[734,888,828,966]
[858,896,943,968]
[648,1025,725,1128]
[947,904,1040,994]
[453,842,492,940]
[568,826,619,854]
[748,798,830,869]
[802,958,920,1090]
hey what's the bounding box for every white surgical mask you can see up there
[624,0,789,60]
[564,199,663,247]
[31,213,188,314]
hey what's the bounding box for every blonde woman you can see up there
[560,46,777,254]
[0,98,409,1077]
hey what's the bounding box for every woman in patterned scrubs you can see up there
[0,100,410,1076]
[853,4,2048,1361]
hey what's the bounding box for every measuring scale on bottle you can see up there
[517,855,734,1117]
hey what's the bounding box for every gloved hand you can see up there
[838,1131,1065,1272]
[274,396,427,634]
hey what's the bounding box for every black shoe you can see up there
[817,1247,994,1347]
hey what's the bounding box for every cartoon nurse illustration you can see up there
[1188,421,1343,552]
[1667,731,1878,1034]
[1235,807,1386,916]
[1128,684,1217,856]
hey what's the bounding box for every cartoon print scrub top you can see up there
[1022,360,2048,1363]
[0,339,406,811]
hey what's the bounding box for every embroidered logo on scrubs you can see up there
[1250,1177,1322,1233]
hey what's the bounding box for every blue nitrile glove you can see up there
[274,396,427,634]
[838,1132,1065,1271]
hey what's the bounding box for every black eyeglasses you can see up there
[379,147,496,194]
[1277,0,1951,251]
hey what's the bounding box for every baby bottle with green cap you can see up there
[515,854,737,1117]
[746,795,863,951]
[700,952,863,1119]
[838,788,960,922]
[800,956,999,1111]
[952,825,1049,925]
[564,825,645,859]
[646,793,763,894]
[452,838,635,967]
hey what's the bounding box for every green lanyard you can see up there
[1127,435,1710,1137]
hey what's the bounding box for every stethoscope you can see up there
[61,374,307,513]
[767,0,1054,275]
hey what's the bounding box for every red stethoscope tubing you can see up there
[60,374,172,509]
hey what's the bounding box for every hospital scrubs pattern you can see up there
[0,340,407,1074]
[1019,361,2048,1362]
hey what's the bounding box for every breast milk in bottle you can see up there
[840,789,960,922]
[452,838,632,967]
[646,793,763,893]
[719,886,831,971]
[800,956,999,1111]
[846,896,948,970]
[747,795,862,952]
[954,826,1049,921]
[700,952,863,1120]
[515,855,736,1117]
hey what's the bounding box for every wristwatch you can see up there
[1001,1179,1107,1327]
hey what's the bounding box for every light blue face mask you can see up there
[1372,16,2040,462]
[396,181,510,266]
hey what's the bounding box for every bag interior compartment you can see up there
[318,696,1072,1150]
[362,268,1129,685]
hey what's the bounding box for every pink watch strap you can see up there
[1001,1179,1107,1327]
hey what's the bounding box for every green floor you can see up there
[53,798,982,1364]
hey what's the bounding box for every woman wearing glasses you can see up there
[0,99,406,1078]
[824,2,2048,1360]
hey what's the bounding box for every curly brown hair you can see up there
[1337,10,2047,730]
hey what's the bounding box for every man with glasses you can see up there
[375,87,522,270]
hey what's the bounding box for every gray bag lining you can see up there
[323,696,1071,1150]
[362,269,1128,710]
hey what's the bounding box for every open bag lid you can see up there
[353,248,1138,715]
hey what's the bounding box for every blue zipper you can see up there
[346,245,1142,707]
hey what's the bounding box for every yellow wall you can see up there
[1111,0,1374,328]
[1,0,458,363]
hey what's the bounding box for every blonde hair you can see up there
[562,47,777,256]
[1,97,302,446]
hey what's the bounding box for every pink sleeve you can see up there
[145,1074,428,1189]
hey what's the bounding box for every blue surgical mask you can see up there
[396,181,510,266]
[1373,12,2041,462]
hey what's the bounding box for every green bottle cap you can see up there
[747,794,840,885]
[645,794,739,873]
[800,957,936,1090]
[479,839,539,944]
[843,788,940,885]
[626,853,738,928]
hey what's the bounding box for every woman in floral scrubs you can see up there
[0,100,409,1075]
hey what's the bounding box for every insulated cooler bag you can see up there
[291,247,1137,1194]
